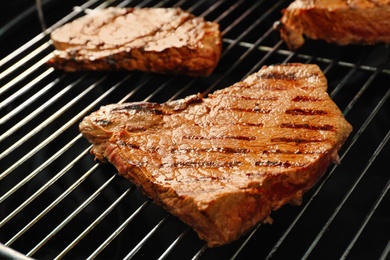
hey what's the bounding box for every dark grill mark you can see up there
[280,123,334,131]
[219,94,279,101]
[219,147,250,153]
[96,119,111,126]
[292,95,321,102]
[231,107,271,114]
[113,103,163,115]
[264,148,326,155]
[271,137,322,144]
[171,147,324,155]
[258,72,297,80]
[126,143,140,149]
[255,160,306,168]
[260,96,278,101]
[232,81,287,91]
[258,85,287,91]
[195,122,264,127]
[117,140,126,146]
[183,135,256,141]
[171,147,251,154]
[240,122,264,127]
[125,126,147,132]
[123,143,325,156]
[162,161,242,168]
[285,108,327,115]
[245,172,272,179]
[240,95,278,101]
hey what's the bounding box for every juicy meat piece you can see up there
[47,7,222,76]
[79,63,352,247]
[275,0,390,50]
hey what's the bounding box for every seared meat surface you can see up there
[79,63,352,247]
[48,7,222,76]
[275,0,390,50]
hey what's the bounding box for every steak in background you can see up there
[47,7,222,76]
[79,63,352,247]
[274,0,390,50]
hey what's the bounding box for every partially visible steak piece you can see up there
[47,7,222,76]
[79,63,352,247]
[275,0,390,50]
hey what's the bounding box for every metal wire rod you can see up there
[266,52,390,260]
[1,146,90,229]
[35,0,47,31]
[0,42,52,89]
[157,227,191,260]
[123,215,171,260]
[0,0,101,67]
[230,222,263,259]
[191,243,208,260]
[302,92,390,259]
[0,53,53,97]
[7,159,99,247]
[56,187,136,259]
[0,76,106,165]
[0,71,62,126]
[341,131,390,259]
[0,135,84,204]
[27,172,118,256]
[86,200,151,260]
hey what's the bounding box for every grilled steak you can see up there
[275,0,390,50]
[79,63,352,247]
[47,7,222,76]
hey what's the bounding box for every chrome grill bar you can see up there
[123,215,171,260]
[381,241,390,260]
[0,70,61,128]
[158,227,191,260]
[0,76,107,163]
[0,135,83,204]
[0,0,102,67]
[1,146,91,229]
[265,55,390,260]
[85,199,150,260]
[27,171,117,255]
[341,131,390,259]
[0,46,53,93]
[7,162,101,248]
[55,186,137,259]
[0,54,54,98]
[302,85,390,259]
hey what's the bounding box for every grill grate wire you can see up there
[1,0,389,259]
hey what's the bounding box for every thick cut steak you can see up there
[275,0,390,50]
[47,7,222,76]
[79,63,352,247]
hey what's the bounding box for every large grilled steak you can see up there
[275,0,390,50]
[79,63,352,247]
[47,7,221,76]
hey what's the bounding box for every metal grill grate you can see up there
[1,0,389,259]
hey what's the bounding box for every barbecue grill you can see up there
[1,0,389,259]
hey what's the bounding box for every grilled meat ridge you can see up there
[47,7,222,76]
[79,63,352,247]
[275,0,390,50]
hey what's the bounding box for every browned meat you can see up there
[275,0,390,50]
[47,7,222,76]
[79,63,352,247]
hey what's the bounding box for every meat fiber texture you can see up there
[275,0,390,50]
[48,7,222,76]
[79,63,352,247]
